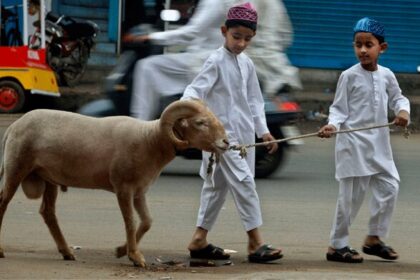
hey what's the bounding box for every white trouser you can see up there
[196,160,262,232]
[130,53,194,120]
[330,173,399,249]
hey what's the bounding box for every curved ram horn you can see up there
[160,99,204,150]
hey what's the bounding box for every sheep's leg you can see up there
[116,192,152,258]
[116,191,145,267]
[39,182,75,261]
[0,181,20,258]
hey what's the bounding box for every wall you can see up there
[284,0,420,73]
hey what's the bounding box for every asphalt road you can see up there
[0,114,419,279]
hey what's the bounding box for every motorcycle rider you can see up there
[128,0,301,120]
[246,0,302,94]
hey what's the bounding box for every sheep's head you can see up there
[160,99,229,154]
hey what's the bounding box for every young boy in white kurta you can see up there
[181,3,283,263]
[318,17,410,263]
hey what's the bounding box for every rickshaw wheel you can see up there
[0,80,25,113]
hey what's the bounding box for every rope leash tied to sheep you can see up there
[207,122,409,175]
[229,121,410,159]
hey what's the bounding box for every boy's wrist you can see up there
[327,122,338,131]
[397,110,409,118]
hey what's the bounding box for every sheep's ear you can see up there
[179,118,189,128]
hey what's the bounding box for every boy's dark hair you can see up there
[225,19,256,32]
[353,33,385,44]
[372,34,385,44]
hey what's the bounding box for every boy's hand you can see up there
[318,124,337,138]
[393,110,409,127]
[262,133,278,154]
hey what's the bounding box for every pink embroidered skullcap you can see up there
[227,2,258,24]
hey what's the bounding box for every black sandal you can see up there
[362,241,398,260]
[326,246,364,263]
[189,243,230,260]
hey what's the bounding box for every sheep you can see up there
[0,99,228,267]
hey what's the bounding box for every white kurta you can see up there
[245,0,302,94]
[328,63,410,181]
[182,47,269,181]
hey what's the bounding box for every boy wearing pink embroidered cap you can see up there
[181,2,283,264]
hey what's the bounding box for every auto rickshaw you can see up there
[0,0,59,113]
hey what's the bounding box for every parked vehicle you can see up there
[29,12,99,86]
[78,23,303,178]
[0,0,59,113]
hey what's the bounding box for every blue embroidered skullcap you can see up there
[353,17,385,38]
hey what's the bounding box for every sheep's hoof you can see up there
[128,251,146,268]
[115,245,127,258]
[59,249,76,261]
[63,254,76,261]
[0,251,4,258]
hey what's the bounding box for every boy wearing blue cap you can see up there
[318,17,410,263]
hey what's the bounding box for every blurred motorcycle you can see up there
[29,12,99,86]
